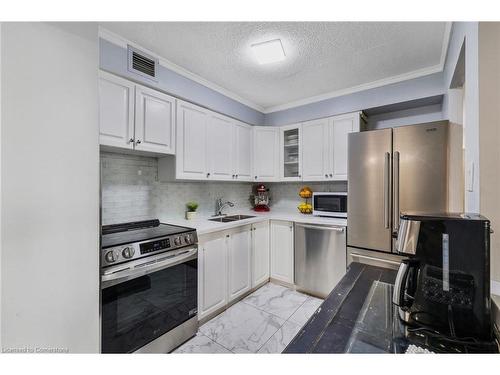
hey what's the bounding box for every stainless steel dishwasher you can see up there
[294,223,347,298]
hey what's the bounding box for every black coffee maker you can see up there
[393,212,492,341]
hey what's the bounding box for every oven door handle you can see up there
[101,247,198,289]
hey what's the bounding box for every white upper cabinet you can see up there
[252,126,280,182]
[208,114,235,180]
[99,71,176,156]
[227,226,252,302]
[300,112,361,181]
[99,71,135,149]
[331,112,361,180]
[176,100,210,180]
[134,85,176,154]
[280,124,302,181]
[233,122,253,181]
[301,118,330,181]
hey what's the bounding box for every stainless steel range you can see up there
[100,219,198,353]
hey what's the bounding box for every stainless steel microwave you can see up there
[312,192,347,218]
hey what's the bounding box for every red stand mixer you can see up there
[253,184,270,212]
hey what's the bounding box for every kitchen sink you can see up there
[208,214,256,223]
[225,215,256,220]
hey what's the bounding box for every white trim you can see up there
[440,22,453,68]
[99,27,266,113]
[99,24,453,115]
[492,280,500,296]
[263,65,444,113]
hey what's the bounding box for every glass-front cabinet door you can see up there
[280,124,302,181]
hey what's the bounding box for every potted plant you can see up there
[185,201,199,220]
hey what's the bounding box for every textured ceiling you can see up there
[100,22,448,111]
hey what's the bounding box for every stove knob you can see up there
[174,237,181,246]
[122,246,135,259]
[184,235,191,244]
[105,250,116,263]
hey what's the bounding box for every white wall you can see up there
[1,23,100,352]
[443,22,480,213]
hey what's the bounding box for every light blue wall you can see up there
[263,72,446,126]
[366,103,444,130]
[99,38,265,126]
[442,22,479,213]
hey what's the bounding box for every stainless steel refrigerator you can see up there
[347,120,451,254]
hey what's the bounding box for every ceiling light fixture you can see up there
[251,39,286,65]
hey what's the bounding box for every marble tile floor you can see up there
[174,282,323,354]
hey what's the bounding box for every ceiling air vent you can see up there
[127,46,158,81]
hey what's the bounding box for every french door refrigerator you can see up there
[347,121,450,254]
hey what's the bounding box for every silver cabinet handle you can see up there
[383,152,390,229]
[135,139,142,145]
[295,223,345,232]
[232,175,235,178]
[207,173,211,178]
[329,173,333,178]
[324,174,328,178]
[393,151,400,233]
[128,138,134,144]
[235,174,238,178]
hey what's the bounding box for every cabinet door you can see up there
[270,220,294,284]
[98,72,135,149]
[331,113,360,180]
[199,233,227,320]
[207,114,235,180]
[234,122,253,181]
[252,221,270,287]
[252,127,280,182]
[227,226,252,302]
[280,124,302,181]
[302,118,329,181]
[134,85,176,155]
[176,101,209,180]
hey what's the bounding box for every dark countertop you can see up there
[284,262,499,353]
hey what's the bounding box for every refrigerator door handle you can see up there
[383,152,390,229]
[393,151,400,234]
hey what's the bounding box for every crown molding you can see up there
[99,23,453,116]
[98,26,266,113]
[262,64,444,113]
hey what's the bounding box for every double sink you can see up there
[208,214,256,223]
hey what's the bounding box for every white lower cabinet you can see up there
[198,232,228,320]
[270,220,294,284]
[251,221,270,287]
[227,225,252,302]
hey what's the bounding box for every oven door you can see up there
[312,193,347,217]
[101,247,198,353]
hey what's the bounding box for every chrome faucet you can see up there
[214,197,234,216]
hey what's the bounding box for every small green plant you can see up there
[186,201,199,212]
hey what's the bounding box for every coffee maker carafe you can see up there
[393,212,492,340]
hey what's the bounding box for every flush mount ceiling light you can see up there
[251,39,286,65]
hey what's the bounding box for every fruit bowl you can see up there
[297,205,313,214]
[299,186,313,199]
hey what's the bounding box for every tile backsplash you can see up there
[101,152,347,224]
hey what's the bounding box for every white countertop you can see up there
[158,208,347,236]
